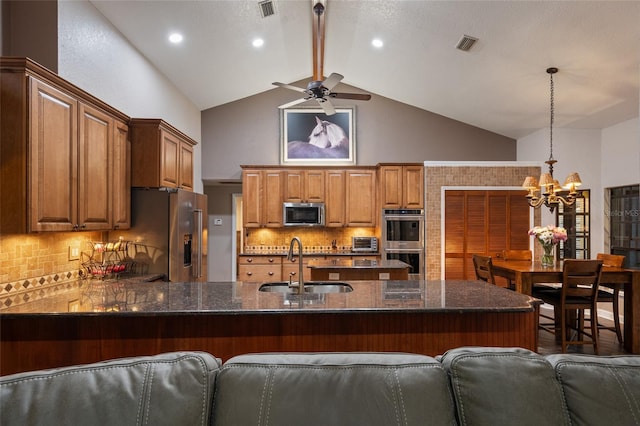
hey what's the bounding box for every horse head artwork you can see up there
[287,117,350,159]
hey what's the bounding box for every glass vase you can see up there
[541,244,555,267]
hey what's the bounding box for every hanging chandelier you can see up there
[522,67,582,212]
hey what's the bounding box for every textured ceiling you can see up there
[90,0,640,139]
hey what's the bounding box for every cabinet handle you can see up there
[247,271,253,276]
[81,224,87,229]
[290,272,296,276]
[247,258,253,263]
[73,224,79,230]
[268,272,274,275]
[268,258,274,263]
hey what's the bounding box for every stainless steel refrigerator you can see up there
[112,188,207,282]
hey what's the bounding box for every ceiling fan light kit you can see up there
[273,0,371,115]
[523,67,582,212]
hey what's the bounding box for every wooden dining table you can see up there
[491,259,640,354]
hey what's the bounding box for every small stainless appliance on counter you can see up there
[109,188,208,282]
[351,236,378,253]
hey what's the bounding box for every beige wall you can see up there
[201,80,517,182]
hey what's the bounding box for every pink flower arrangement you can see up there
[528,225,568,246]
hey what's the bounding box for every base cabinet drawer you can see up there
[238,265,280,282]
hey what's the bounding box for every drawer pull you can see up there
[268,271,274,275]
[247,271,253,276]
[247,258,253,263]
[268,258,274,263]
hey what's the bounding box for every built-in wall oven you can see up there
[382,209,425,280]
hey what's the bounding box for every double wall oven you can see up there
[381,209,425,280]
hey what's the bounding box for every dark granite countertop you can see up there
[240,251,379,257]
[307,259,409,269]
[0,279,540,316]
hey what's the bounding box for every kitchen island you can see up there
[0,278,540,375]
[307,259,410,280]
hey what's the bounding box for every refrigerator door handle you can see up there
[194,209,203,278]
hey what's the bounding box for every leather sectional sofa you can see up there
[1,347,639,425]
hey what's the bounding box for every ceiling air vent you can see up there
[456,35,478,52]
[259,0,276,18]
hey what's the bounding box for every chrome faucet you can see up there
[287,236,304,294]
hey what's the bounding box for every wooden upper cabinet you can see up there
[77,102,113,231]
[0,57,130,233]
[345,169,377,227]
[130,119,196,191]
[284,170,325,203]
[379,164,424,209]
[112,121,131,229]
[325,170,346,227]
[241,168,283,227]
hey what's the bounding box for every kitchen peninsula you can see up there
[308,259,410,280]
[1,278,540,375]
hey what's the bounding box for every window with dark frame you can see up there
[556,190,590,260]
[608,184,639,269]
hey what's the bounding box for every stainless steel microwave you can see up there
[283,202,325,227]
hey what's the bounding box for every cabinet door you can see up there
[242,170,262,227]
[179,141,194,190]
[78,103,113,230]
[305,170,325,202]
[325,170,345,227]
[160,130,180,188]
[112,121,130,229]
[403,165,424,209]
[284,170,304,202]
[345,170,376,226]
[380,166,403,208]
[263,171,283,227]
[29,78,78,232]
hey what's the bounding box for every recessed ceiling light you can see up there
[168,33,183,44]
[252,38,265,48]
[371,38,384,48]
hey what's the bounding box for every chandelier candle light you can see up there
[522,67,582,212]
[529,225,568,267]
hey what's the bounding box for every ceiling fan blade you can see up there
[273,82,307,93]
[329,92,372,101]
[279,97,310,109]
[322,72,343,90]
[316,98,336,115]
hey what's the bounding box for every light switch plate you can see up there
[68,246,80,261]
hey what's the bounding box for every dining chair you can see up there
[535,259,603,354]
[595,253,625,344]
[472,254,495,285]
[500,250,532,289]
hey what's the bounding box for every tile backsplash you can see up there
[0,231,104,285]
[244,227,378,253]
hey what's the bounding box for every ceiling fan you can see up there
[272,0,371,115]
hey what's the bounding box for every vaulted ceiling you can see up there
[90,0,639,139]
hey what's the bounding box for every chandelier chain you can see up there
[549,70,554,163]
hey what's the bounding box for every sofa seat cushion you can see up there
[212,352,456,426]
[0,351,221,426]
[547,354,640,425]
[439,347,569,426]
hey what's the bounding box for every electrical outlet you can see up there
[214,218,223,226]
[68,246,80,260]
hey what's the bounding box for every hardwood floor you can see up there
[536,306,629,356]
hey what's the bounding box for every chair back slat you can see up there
[562,260,603,300]
[596,253,625,267]
[472,254,495,284]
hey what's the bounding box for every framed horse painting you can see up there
[280,106,356,165]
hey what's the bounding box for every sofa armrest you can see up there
[1,351,221,426]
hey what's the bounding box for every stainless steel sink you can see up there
[259,281,353,294]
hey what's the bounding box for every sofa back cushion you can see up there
[439,347,569,426]
[547,354,640,425]
[212,352,456,426]
[0,351,221,426]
